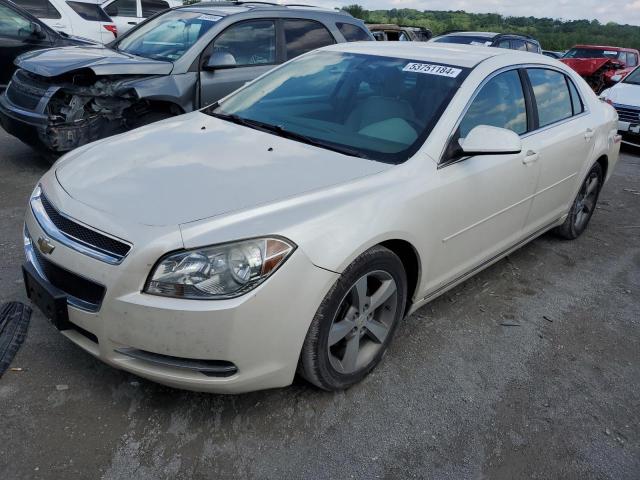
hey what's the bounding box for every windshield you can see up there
[206,51,468,163]
[623,67,640,85]
[433,35,493,46]
[563,48,624,61]
[115,10,220,61]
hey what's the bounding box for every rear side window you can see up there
[284,19,335,60]
[459,70,527,137]
[141,0,169,17]
[626,53,638,67]
[567,78,584,115]
[214,20,276,67]
[511,39,527,51]
[104,0,136,17]
[336,22,370,42]
[67,1,112,22]
[527,68,572,127]
[496,39,510,49]
[19,0,61,19]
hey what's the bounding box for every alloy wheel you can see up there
[327,271,398,374]
[574,171,600,230]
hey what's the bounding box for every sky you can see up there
[310,0,640,26]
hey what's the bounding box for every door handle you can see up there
[584,128,595,141]
[127,21,137,25]
[522,150,539,165]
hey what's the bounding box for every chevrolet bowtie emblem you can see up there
[37,236,55,255]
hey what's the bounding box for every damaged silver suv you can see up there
[0,1,371,157]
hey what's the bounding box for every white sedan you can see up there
[601,67,640,147]
[22,43,621,393]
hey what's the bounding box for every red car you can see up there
[561,45,639,93]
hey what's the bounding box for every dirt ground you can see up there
[0,129,638,479]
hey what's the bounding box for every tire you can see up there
[298,246,407,390]
[555,162,604,240]
[0,302,32,377]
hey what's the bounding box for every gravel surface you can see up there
[0,129,638,479]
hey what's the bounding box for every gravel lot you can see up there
[0,128,638,480]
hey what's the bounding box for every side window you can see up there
[336,22,370,42]
[283,19,335,60]
[0,4,32,37]
[141,0,169,18]
[629,54,639,67]
[526,42,538,53]
[67,1,112,22]
[567,78,584,115]
[527,68,573,127]
[105,0,136,17]
[459,70,527,137]
[511,39,527,51]
[496,39,510,49]
[213,20,276,67]
[19,0,61,19]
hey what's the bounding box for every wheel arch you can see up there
[596,154,608,181]
[378,239,421,315]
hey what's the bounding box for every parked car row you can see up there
[0,2,373,156]
[19,41,621,393]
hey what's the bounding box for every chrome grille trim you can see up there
[30,186,132,265]
[613,103,640,125]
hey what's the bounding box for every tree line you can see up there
[342,5,640,51]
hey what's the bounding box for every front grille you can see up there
[40,193,131,260]
[6,69,48,110]
[33,244,106,308]
[614,103,640,125]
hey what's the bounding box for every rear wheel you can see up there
[298,246,407,390]
[555,162,603,239]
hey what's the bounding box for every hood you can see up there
[55,112,392,226]
[604,81,640,108]
[16,46,173,77]
[560,57,614,76]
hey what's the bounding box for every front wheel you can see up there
[555,162,603,239]
[298,246,407,390]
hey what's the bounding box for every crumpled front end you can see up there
[560,57,626,93]
[0,68,148,155]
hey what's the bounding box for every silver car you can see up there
[0,2,372,156]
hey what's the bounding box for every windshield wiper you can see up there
[208,112,369,159]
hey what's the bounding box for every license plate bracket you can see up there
[22,262,70,330]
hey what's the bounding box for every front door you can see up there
[199,19,278,107]
[424,69,540,293]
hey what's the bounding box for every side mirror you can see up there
[611,74,622,83]
[204,51,237,71]
[30,22,46,40]
[459,125,522,155]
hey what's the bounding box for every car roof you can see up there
[177,1,352,18]
[320,42,522,68]
[572,45,638,53]
[440,31,498,38]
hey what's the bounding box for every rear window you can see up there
[67,1,112,21]
[336,22,370,42]
[141,0,169,17]
[433,35,493,46]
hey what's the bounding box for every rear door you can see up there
[199,19,278,107]
[522,68,594,233]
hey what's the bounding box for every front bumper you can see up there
[618,120,640,147]
[24,196,339,394]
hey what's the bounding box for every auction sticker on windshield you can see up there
[403,63,462,78]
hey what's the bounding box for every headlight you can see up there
[145,237,295,299]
